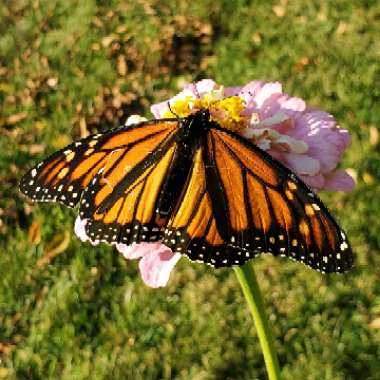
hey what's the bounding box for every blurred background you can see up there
[1,1,379,379]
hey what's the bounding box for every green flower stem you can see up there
[234,263,282,380]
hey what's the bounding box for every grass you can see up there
[1,0,380,379]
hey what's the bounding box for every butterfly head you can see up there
[177,109,212,143]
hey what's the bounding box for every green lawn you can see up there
[1,1,380,379]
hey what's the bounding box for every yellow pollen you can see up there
[163,95,247,131]
[163,96,194,118]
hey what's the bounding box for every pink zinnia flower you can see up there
[75,79,355,288]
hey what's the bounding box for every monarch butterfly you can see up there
[19,108,353,273]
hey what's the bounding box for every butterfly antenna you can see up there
[168,102,179,119]
[192,82,201,99]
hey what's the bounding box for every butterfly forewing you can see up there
[19,120,179,209]
[19,133,108,207]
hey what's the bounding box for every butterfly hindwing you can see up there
[80,141,178,245]
[164,147,257,267]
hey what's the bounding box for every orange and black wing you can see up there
[165,127,353,273]
[164,147,234,265]
[20,120,180,244]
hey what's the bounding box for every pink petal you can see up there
[259,94,305,122]
[279,96,306,113]
[286,111,351,174]
[150,100,169,118]
[306,132,350,173]
[186,79,218,97]
[323,169,356,192]
[74,217,99,246]
[303,110,337,129]
[283,153,321,176]
[125,115,147,126]
[116,242,163,260]
[224,86,243,97]
[267,149,282,161]
[116,242,181,287]
[337,128,351,148]
[238,81,284,120]
[299,174,325,190]
[250,82,283,109]
[238,80,267,99]
[74,216,88,242]
[139,248,181,288]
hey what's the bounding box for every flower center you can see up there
[161,86,308,155]
[163,89,247,132]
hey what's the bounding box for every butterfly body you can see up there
[20,109,353,273]
[155,110,211,220]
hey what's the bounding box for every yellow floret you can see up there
[210,96,246,131]
[163,94,247,132]
[163,96,194,118]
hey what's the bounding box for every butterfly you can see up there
[19,108,353,272]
